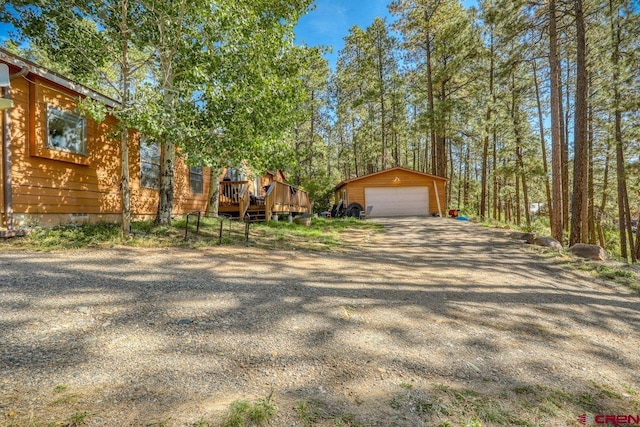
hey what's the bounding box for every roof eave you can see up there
[334,167,448,192]
[0,48,120,109]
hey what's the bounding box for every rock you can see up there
[177,318,192,325]
[510,232,536,242]
[569,243,607,261]
[293,216,311,226]
[530,236,563,251]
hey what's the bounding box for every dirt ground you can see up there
[1,217,639,426]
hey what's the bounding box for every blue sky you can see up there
[295,0,479,69]
[0,23,12,43]
[1,0,478,71]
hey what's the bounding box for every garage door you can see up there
[364,187,429,217]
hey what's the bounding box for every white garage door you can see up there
[365,187,430,217]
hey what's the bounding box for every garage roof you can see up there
[334,167,448,192]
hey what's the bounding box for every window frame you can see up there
[189,166,204,194]
[45,104,87,156]
[140,139,161,189]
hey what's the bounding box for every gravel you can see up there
[1,217,639,426]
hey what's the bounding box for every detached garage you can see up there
[333,167,447,218]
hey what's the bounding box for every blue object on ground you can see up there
[455,216,470,221]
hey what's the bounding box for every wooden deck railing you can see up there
[219,179,310,220]
[239,184,250,218]
[264,181,311,220]
[219,181,249,206]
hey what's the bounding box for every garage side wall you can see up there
[336,169,446,216]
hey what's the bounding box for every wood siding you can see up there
[2,61,211,225]
[130,132,211,217]
[334,169,446,216]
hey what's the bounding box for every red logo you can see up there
[579,414,640,425]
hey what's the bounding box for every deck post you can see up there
[433,181,443,218]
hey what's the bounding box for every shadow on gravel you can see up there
[1,218,639,425]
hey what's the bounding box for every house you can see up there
[333,167,447,218]
[0,48,309,231]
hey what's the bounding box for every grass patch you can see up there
[48,393,81,406]
[221,392,277,427]
[2,222,122,250]
[250,217,382,251]
[595,265,639,289]
[53,385,68,394]
[294,399,361,427]
[570,259,639,291]
[387,383,636,426]
[190,420,212,427]
[60,411,92,427]
[0,217,382,252]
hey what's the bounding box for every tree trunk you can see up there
[610,0,630,261]
[457,152,463,208]
[562,60,569,233]
[492,131,498,220]
[206,168,222,217]
[513,112,530,227]
[155,28,177,225]
[436,83,448,178]
[305,90,315,186]
[463,144,470,208]
[549,0,564,244]
[587,74,596,244]
[352,117,358,177]
[623,180,636,262]
[377,46,387,170]
[119,0,131,237]
[156,140,175,225]
[570,0,589,246]
[447,141,454,207]
[635,212,640,260]
[515,173,521,226]
[597,136,610,249]
[511,72,528,227]
[120,130,131,234]
[481,27,494,219]
[532,60,552,222]
[425,23,437,176]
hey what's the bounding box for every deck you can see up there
[218,180,311,221]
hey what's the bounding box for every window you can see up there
[140,140,160,189]
[46,105,87,155]
[190,166,203,194]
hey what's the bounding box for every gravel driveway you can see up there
[1,218,639,426]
